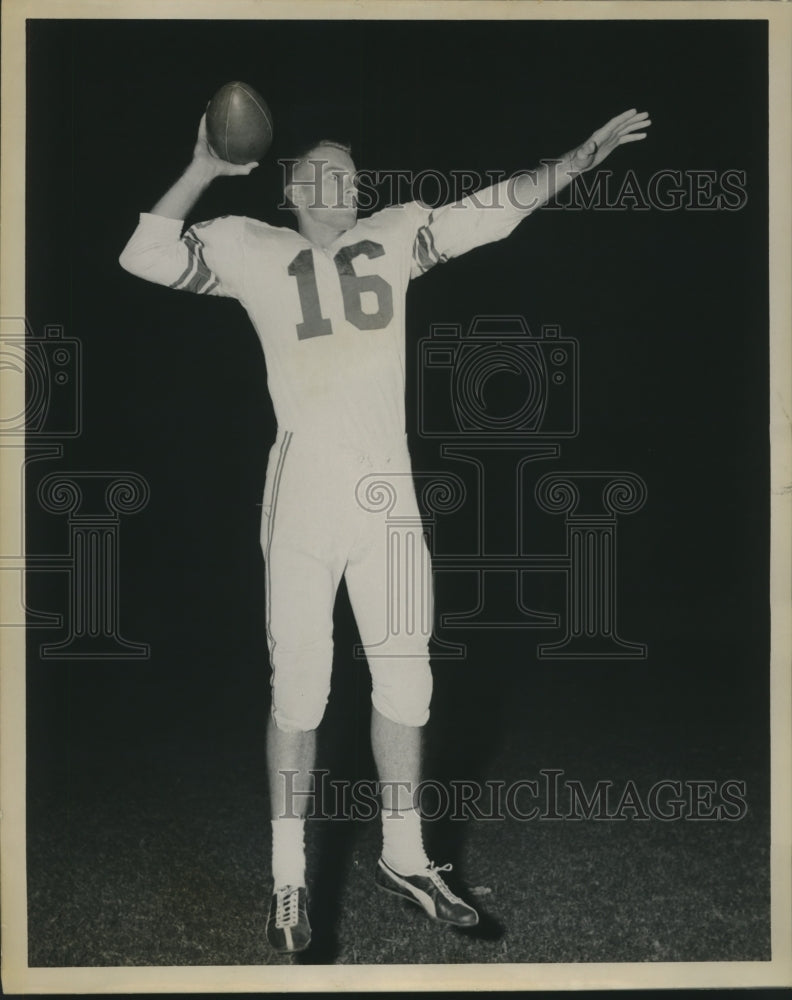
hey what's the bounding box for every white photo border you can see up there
[1,0,790,993]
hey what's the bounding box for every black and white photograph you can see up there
[1,0,790,993]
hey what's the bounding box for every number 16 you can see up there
[287,239,394,340]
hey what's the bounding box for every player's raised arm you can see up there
[119,114,257,294]
[149,114,258,222]
[510,108,651,211]
[410,108,651,278]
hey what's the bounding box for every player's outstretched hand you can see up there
[570,109,651,173]
[193,113,259,177]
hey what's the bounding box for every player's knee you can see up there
[271,703,325,733]
[370,657,433,728]
[271,680,329,732]
[270,641,332,732]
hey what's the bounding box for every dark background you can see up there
[24,18,770,967]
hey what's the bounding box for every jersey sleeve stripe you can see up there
[171,228,221,294]
[412,218,448,275]
[187,231,219,294]
[424,217,449,265]
[413,227,438,274]
[169,241,199,291]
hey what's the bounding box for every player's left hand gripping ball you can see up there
[205,81,274,164]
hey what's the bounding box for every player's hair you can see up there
[282,139,353,211]
[301,138,352,159]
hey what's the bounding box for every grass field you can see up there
[26,635,770,968]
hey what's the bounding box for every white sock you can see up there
[381,805,430,876]
[271,817,306,888]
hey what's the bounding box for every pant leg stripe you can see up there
[265,431,293,651]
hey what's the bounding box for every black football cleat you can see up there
[266,884,311,953]
[375,858,479,927]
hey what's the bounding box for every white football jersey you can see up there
[120,187,528,456]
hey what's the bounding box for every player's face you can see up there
[293,145,359,232]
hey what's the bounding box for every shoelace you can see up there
[426,862,464,904]
[275,885,301,928]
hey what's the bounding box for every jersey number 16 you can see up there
[287,239,394,340]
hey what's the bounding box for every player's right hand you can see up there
[192,113,259,177]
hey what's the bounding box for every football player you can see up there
[120,106,650,953]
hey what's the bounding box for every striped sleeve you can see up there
[409,180,529,280]
[412,211,450,276]
[119,213,245,299]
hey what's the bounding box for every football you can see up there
[205,81,273,164]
